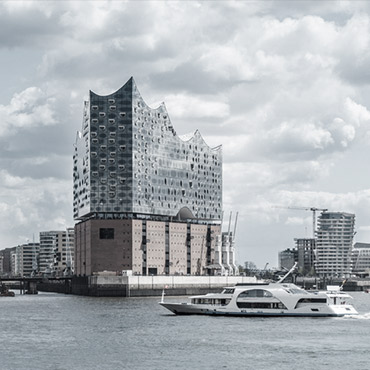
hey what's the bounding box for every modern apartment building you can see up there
[14,243,40,277]
[315,212,355,277]
[295,238,315,275]
[73,77,226,276]
[39,228,75,276]
[351,242,370,275]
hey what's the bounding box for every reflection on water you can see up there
[0,292,369,370]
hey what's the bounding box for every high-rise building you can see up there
[315,212,355,277]
[73,77,224,276]
[295,238,315,275]
[39,228,75,276]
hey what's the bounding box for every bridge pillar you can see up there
[26,281,38,294]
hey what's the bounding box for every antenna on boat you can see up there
[277,262,298,283]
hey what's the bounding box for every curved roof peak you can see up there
[179,129,222,152]
[89,76,136,98]
[88,77,221,152]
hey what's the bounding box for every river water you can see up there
[1,291,369,370]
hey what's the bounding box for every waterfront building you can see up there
[10,250,16,276]
[295,238,316,275]
[0,247,16,276]
[14,243,40,277]
[39,228,75,276]
[278,248,298,270]
[73,77,225,276]
[315,212,355,277]
[39,232,55,274]
[351,242,370,275]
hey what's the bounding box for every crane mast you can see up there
[273,206,328,238]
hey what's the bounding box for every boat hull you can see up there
[160,302,357,317]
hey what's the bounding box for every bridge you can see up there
[0,276,73,295]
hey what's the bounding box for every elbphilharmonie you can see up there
[73,77,237,276]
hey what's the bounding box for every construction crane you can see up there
[273,206,328,238]
[196,236,206,275]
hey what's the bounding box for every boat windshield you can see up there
[283,287,308,295]
[222,288,234,294]
[238,289,273,298]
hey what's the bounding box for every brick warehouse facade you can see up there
[75,220,220,276]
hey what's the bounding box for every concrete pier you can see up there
[69,275,258,297]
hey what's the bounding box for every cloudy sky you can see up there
[1,0,370,268]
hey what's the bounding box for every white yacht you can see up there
[160,282,358,317]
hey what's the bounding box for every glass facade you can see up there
[74,77,222,221]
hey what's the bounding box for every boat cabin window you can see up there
[238,289,273,298]
[222,289,234,294]
[192,298,231,306]
[294,298,326,309]
[236,302,287,310]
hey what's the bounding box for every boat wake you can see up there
[342,312,370,320]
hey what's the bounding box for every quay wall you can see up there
[69,275,258,297]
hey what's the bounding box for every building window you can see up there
[100,228,114,239]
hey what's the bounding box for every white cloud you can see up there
[164,94,230,119]
[0,169,73,246]
[0,87,57,137]
[344,97,370,126]
[268,121,334,152]
[285,216,307,226]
